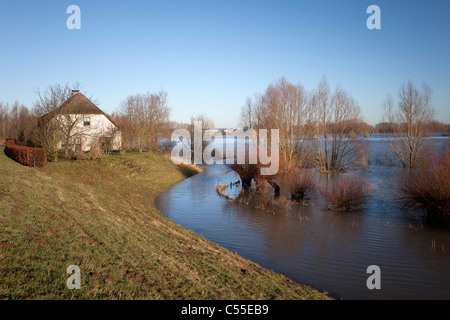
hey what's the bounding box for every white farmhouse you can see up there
[42,90,121,153]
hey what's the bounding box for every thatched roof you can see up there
[57,91,105,115]
[41,92,116,126]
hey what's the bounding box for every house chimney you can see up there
[72,90,80,96]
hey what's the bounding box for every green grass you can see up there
[0,147,331,300]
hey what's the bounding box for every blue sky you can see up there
[0,0,449,127]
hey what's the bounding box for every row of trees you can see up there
[375,120,450,134]
[110,94,217,157]
[246,77,441,171]
[230,77,440,197]
[240,76,366,173]
[0,102,35,144]
[112,90,170,153]
[226,77,450,224]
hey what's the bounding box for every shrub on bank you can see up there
[4,139,47,167]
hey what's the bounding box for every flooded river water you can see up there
[155,134,450,299]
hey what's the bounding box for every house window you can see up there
[70,137,82,145]
[84,117,90,126]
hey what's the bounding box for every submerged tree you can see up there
[321,175,372,211]
[312,77,364,173]
[383,80,435,168]
[399,148,450,223]
[288,168,315,202]
[240,77,314,171]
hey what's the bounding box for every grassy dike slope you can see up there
[0,147,331,300]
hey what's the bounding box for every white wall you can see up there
[57,114,121,152]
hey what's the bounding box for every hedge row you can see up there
[4,139,47,167]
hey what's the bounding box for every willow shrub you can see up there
[399,149,450,224]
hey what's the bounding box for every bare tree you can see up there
[33,83,95,160]
[0,102,35,144]
[110,112,134,154]
[312,77,363,173]
[383,80,435,168]
[265,78,313,170]
[184,114,214,162]
[17,104,36,145]
[33,84,74,161]
[0,102,8,140]
[8,103,20,139]
[117,90,170,153]
[240,97,254,131]
[145,90,170,151]
[59,111,91,158]
[121,94,146,152]
[240,77,314,171]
